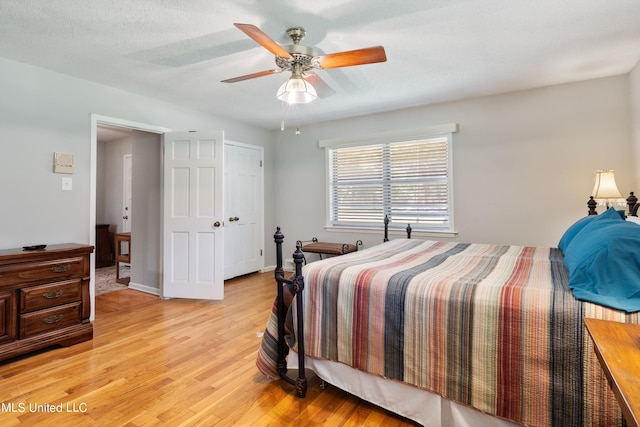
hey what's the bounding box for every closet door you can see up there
[224,142,264,280]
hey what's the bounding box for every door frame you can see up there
[89,114,171,320]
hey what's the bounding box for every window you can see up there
[323,125,456,233]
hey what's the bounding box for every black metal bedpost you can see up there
[273,227,308,398]
[273,227,288,379]
[627,192,638,216]
[406,223,412,239]
[384,215,389,242]
[292,242,307,398]
[587,196,598,216]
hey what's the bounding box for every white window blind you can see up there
[328,135,452,231]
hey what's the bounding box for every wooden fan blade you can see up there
[221,69,281,83]
[317,46,387,69]
[234,23,292,59]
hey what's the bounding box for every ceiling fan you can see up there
[221,23,387,104]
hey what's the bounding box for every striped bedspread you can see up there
[257,239,640,427]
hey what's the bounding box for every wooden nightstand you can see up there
[584,317,640,427]
[115,232,131,285]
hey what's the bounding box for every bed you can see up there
[257,206,640,427]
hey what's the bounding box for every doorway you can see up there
[90,114,170,320]
[96,125,133,289]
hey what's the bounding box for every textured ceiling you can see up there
[1,1,640,130]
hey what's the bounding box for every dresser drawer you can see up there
[0,290,17,344]
[20,279,82,313]
[0,256,86,287]
[20,302,82,339]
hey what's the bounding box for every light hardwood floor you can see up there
[0,272,417,426]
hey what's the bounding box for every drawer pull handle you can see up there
[43,314,64,324]
[51,265,72,273]
[43,290,64,299]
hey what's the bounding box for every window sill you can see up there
[324,225,458,239]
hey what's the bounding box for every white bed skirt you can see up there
[288,351,521,427]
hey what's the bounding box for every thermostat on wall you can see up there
[53,152,74,174]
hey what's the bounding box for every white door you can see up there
[122,154,132,233]
[162,131,224,299]
[224,142,264,280]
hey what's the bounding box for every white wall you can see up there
[272,75,634,257]
[0,57,275,265]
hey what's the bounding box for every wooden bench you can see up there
[296,238,363,261]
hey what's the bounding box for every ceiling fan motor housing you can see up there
[286,27,306,44]
[274,27,320,74]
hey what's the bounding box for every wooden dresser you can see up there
[0,243,93,362]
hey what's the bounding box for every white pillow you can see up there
[626,216,640,224]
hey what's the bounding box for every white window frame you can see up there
[319,123,458,239]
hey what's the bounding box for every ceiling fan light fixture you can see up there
[276,77,317,104]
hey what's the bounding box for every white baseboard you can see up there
[128,281,160,296]
[285,258,294,271]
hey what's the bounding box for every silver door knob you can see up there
[213,221,221,227]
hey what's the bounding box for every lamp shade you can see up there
[276,77,317,104]
[591,170,623,199]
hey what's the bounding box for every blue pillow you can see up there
[558,216,597,253]
[563,218,640,312]
[558,208,624,254]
